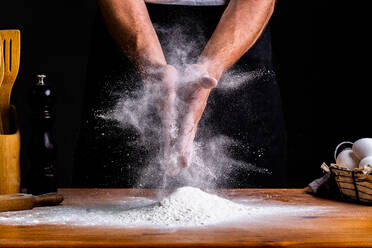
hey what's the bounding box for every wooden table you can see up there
[0,189,371,247]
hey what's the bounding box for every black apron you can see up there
[73,3,287,188]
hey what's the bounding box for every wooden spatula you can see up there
[0,193,64,212]
[0,33,4,133]
[0,30,20,134]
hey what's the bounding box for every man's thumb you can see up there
[199,75,218,89]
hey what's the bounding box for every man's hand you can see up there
[172,64,218,173]
[145,64,217,176]
[143,65,179,174]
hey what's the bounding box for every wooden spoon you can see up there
[0,30,20,134]
[0,193,64,212]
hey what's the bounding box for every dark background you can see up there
[0,1,368,188]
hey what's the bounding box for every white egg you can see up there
[336,149,360,170]
[358,156,372,171]
[352,138,372,159]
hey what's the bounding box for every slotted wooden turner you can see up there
[0,30,20,134]
[0,33,4,133]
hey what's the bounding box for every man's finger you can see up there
[178,155,188,169]
[176,116,197,169]
[198,75,218,89]
[166,160,181,176]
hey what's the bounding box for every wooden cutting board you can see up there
[0,189,371,247]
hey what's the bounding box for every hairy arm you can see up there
[198,0,275,80]
[97,0,166,73]
[98,0,179,174]
[175,0,276,169]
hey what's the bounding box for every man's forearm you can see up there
[198,0,275,80]
[98,0,166,73]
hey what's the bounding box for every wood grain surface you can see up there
[0,188,371,247]
[0,105,20,194]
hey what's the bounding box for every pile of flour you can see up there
[0,187,255,227]
[121,186,252,226]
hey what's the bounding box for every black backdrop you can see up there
[0,1,369,188]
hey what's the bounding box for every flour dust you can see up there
[0,187,330,228]
[98,21,271,189]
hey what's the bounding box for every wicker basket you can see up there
[324,163,372,205]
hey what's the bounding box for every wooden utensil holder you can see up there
[0,105,20,194]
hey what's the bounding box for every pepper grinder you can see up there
[28,74,57,195]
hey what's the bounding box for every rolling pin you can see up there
[0,192,63,212]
